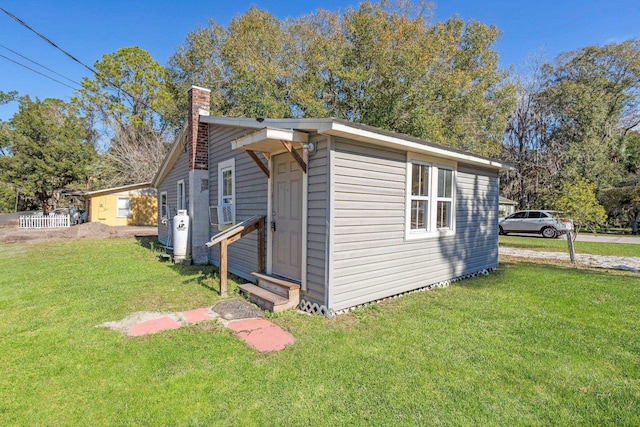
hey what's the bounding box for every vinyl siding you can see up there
[330,138,499,311]
[305,135,328,305]
[156,151,189,246]
[208,125,268,281]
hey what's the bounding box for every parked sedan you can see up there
[499,210,573,238]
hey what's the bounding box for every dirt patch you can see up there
[96,312,184,335]
[0,221,157,244]
[213,299,264,320]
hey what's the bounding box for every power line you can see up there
[0,6,97,75]
[0,43,82,86]
[0,54,79,90]
[1,7,171,123]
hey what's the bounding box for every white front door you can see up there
[271,153,303,281]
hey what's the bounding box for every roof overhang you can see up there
[152,123,187,188]
[84,182,153,197]
[316,121,514,171]
[200,116,513,171]
[231,127,309,155]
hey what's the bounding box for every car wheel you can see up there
[499,226,506,235]
[541,227,557,238]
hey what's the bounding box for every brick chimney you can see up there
[186,86,211,265]
[187,86,211,170]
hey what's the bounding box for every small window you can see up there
[117,197,131,218]
[218,158,236,224]
[177,180,185,211]
[221,169,233,205]
[410,162,430,231]
[436,168,453,229]
[160,192,167,218]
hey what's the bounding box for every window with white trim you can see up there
[406,154,456,239]
[410,161,431,231]
[160,192,167,218]
[116,197,131,218]
[436,168,453,229]
[218,158,236,223]
[176,180,185,211]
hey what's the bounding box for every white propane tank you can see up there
[173,210,190,262]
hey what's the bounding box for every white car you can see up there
[499,210,573,238]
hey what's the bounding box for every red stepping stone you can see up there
[128,317,181,336]
[182,307,214,324]
[227,318,295,352]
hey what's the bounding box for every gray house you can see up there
[153,86,511,315]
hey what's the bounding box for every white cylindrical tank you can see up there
[173,209,189,262]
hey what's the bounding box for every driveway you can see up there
[575,234,640,245]
[505,232,640,245]
[0,212,32,227]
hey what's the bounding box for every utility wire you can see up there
[0,6,97,75]
[0,54,78,90]
[1,7,171,123]
[0,43,82,86]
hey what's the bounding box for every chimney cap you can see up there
[188,85,211,93]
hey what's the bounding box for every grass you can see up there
[500,235,640,257]
[1,237,639,426]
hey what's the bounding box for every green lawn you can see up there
[1,238,639,426]
[500,235,640,257]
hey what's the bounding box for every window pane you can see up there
[438,169,452,198]
[411,163,429,197]
[161,194,167,217]
[222,169,232,198]
[117,198,131,217]
[411,200,428,230]
[437,201,451,229]
[177,183,184,209]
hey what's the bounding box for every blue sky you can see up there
[1,0,639,121]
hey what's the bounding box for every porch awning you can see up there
[231,127,310,176]
[231,127,308,155]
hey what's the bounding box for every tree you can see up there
[501,57,559,209]
[553,178,606,233]
[0,91,18,212]
[0,90,17,106]
[599,131,640,234]
[600,186,640,235]
[76,47,175,187]
[168,1,515,157]
[538,40,640,189]
[501,40,640,218]
[0,97,95,214]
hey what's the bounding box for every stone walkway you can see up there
[499,247,640,273]
[97,300,295,353]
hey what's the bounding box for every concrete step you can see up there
[238,283,299,313]
[251,272,300,300]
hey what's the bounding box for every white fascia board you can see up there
[200,116,332,132]
[317,121,513,171]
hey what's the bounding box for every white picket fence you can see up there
[19,214,71,229]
